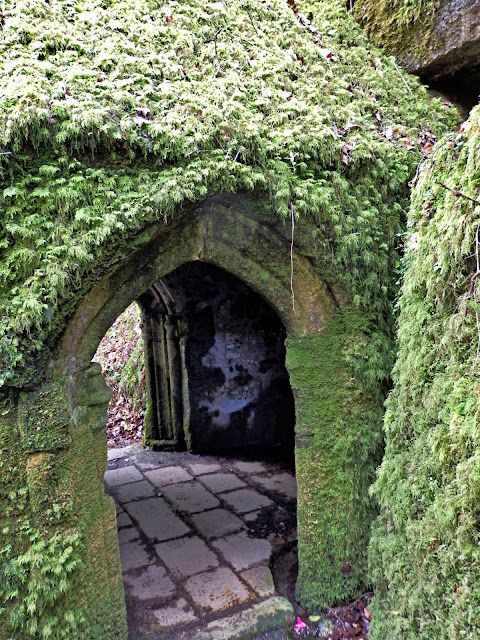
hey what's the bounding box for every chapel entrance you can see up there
[138,261,295,455]
[98,262,297,637]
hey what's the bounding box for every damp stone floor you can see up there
[105,444,297,640]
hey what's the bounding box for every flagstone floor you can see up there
[105,444,297,640]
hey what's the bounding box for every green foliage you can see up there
[0,0,456,386]
[0,524,83,639]
[94,302,145,413]
[368,106,480,640]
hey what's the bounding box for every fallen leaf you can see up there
[318,47,336,61]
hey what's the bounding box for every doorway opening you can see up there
[94,302,146,448]
[98,261,297,638]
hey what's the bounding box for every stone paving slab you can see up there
[178,597,294,640]
[232,461,268,474]
[105,465,144,486]
[124,564,176,600]
[221,489,273,514]
[112,480,157,503]
[191,508,245,540]
[241,567,275,598]
[145,466,194,487]
[153,598,197,627]
[107,444,144,460]
[118,526,140,545]
[250,474,297,500]
[184,567,253,613]
[161,481,220,513]
[119,540,152,572]
[117,512,132,528]
[188,462,223,475]
[125,497,190,541]
[212,532,272,571]
[155,536,219,578]
[199,472,247,493]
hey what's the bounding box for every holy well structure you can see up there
[1,0,478,638]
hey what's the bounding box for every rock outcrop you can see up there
[356,0,480,80]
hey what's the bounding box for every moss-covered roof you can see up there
[0,0,456,384]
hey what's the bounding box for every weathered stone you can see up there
[199,473,246,493]
[155,536,219,578]
[188,462,223,475]
[116,512,132,528]
[161,481,220,513]
[212,532,272,570]
[220,489,273,514]
[104,465,144,487]
[191,509,245,539]
[152,598,197,627]
[184,567,253,613]
[357,0,480,79]
[178,596,295,639]
[125,497,190,541]
[119,540,152,572]
[250,473,297,500]
[145,466,194,486]
[112,480,157,503]
[241,567,276,598]
[233,461,268,474]
[123,563,176,600]
[107,444,144,460]
[117,526,140,545]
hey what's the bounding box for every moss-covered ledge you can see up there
[355,0,480,79]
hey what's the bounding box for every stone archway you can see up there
[8,193,383,638]
[49,193,336,636]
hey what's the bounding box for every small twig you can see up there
[0,151,12,155]
[392,59,412,94]
[437,181,480,206]
[463,226,480,318]
[290,201,295,312]
[324,603,348,634]
[245,9,258,33]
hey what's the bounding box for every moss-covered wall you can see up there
[0,371,127,639]
[368,106,480,640]
[0,0,462,635]
[287,310,385,609]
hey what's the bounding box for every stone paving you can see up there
[105,445,297,640]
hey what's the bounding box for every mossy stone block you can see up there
[18,382,71,453]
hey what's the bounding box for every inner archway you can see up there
[139,261,295,455]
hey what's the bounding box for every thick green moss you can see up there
[0,0,456,385]
[368,106,480,640]
[287,310,386,609]
[0,382,126,640]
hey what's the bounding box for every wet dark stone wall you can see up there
[162,262,295,452]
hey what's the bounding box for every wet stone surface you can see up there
[104,447,297,639]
